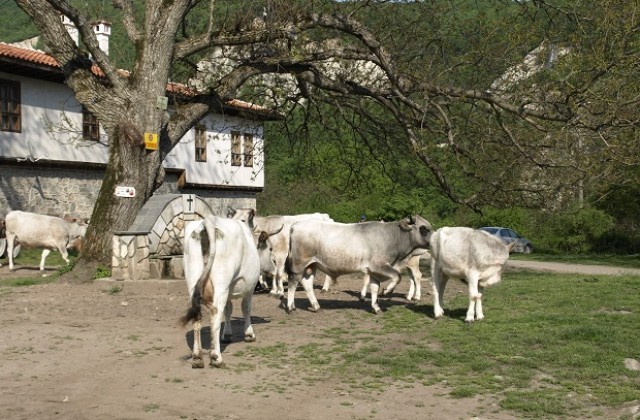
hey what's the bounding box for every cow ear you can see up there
[226,206,236,218]
[215,228,224,240]
[258,231,268,244]
[398,220,412,232]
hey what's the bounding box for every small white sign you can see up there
[114,186,136,198]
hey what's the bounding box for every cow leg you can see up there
[7,234,16,271]
[432,264,449,319]
[285,273,300,313]
[465,274,483,322]
[360,274,370,301]
[380,266,403,296]
[222,300,233,343]
[277,272,286,297]
[191,319,205,368]
[299,269,320,312]
[241,295,256,342]
[368,277,382,314]
[405,256,422,301]
[319,272,335,293]
[209,292,229,368]
[269,275,278,296]
[39,249,51,271]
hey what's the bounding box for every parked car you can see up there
[479,227,533,254]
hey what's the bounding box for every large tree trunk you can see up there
[69,118,163,278]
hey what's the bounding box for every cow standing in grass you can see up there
[4,210,87,271]
[430,227,515,322]
[286,215,433,314]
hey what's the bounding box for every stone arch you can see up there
[112,194,216,280]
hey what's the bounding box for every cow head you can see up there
[399,214,433,247]
[227,207,256,230]
[254,224,283,277]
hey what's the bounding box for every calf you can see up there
[286,215,433,313]
[321,248,431,302]
[180,216,260,368]
[430,227,515,322]
[5,210,87,271]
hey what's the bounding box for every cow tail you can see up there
[180,217,218,326]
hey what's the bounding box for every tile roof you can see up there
[0,42,282,120]
[0,42,59,68]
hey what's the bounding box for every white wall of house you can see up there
[0,70,265,190]
[0,71,109,163]
[164,114,265,188]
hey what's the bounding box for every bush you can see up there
[533,208,614,254]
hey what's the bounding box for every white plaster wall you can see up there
[0,71,265,189]
[0,71,109,163]
[163,113,265,188]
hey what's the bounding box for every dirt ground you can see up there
[0,261,530,420]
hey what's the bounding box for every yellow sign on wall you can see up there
[144,132,158,150]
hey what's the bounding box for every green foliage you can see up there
[535,208,615,254]
[94,266,111,280]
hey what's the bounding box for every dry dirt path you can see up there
[0,269,517,420]
[506,259,640,276]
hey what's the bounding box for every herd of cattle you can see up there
[0,208,515,369]
[181,207,515,368]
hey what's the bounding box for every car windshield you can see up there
[480,227,499,234]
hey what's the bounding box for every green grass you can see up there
[245,271,640,418]
[0,248,80,288]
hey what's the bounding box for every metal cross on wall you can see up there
[183,194,195,214]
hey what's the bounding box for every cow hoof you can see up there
[191,356,204,369]
[244,334,256,342]
[210,360,225,368]
[359,295,366,302]
[308,305,320,313]
[371,307,381,314]
[222,334,232,343]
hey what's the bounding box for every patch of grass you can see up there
[0,276,57,287]
[108,284,123,294]
[143,403,160,412]
[244,271,640,418]
[95,266,111,279]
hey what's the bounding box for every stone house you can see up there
[0,19,280,222]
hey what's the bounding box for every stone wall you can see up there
[0,163,257,220]
[111,194,216,281]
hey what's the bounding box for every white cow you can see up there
[286,215,433,313]
[180,216,260,368]
[4,210,87,271]
[226,206,282,291]
[430,227,515,322]
[227,208,334,297]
